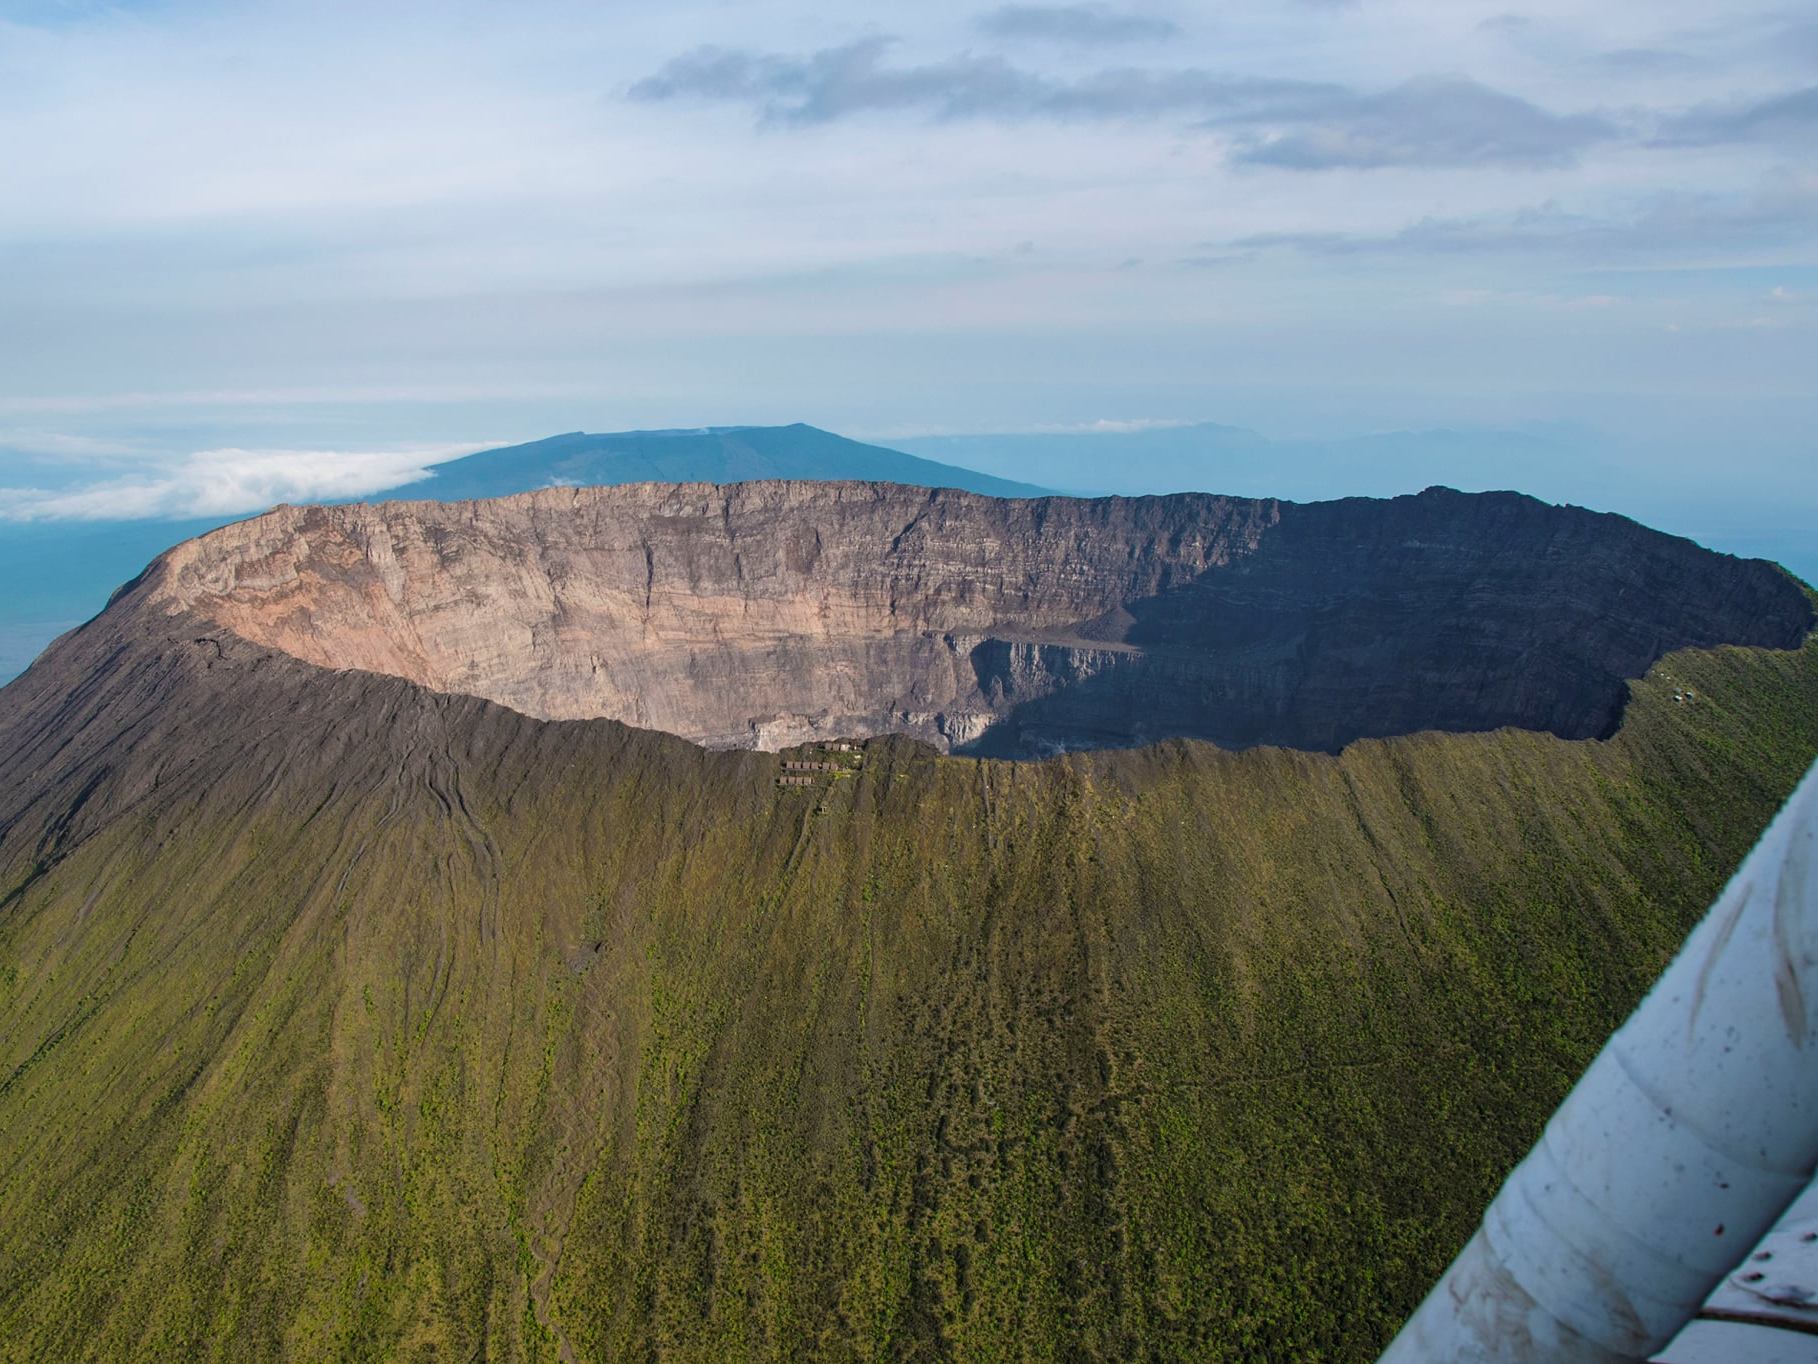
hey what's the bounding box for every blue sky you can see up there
[0,0,1813,518]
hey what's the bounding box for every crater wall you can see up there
[141,481,1813,754]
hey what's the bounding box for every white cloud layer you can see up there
[1035,417,1200,433]
[0,444,487,521]
[0,0,1809,464]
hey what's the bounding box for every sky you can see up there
[0,0,1813,520]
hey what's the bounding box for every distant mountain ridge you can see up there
[893,421,1600,502]
[417,422,1048,502]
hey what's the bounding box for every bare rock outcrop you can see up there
[137,480,1812,754]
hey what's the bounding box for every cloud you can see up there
[1436,288,1622,311]
[1476,14,1535,36]
[0,443,486,521]
[1230,77,1615,170]
[1234,174,1818,258]
[1062,417,1199,432]
[631,42,1604,169]
[976,5,1180,44]
[1592,48,1708,76]
[1236,202,1602,255]
[1,0,1812,466]
[0,384,589,418]
[629,38,1342,127]
[1658,85,1818,146]
[1757,16,1818,68]
[0,430,146,459]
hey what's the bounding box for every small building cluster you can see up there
[774,741,864,790]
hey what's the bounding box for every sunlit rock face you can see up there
[143,480,1812,755]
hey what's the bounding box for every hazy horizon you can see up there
[2,0,1812,506]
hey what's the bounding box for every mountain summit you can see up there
[416,423,1049,502]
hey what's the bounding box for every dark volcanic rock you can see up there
[91,480,1814,755]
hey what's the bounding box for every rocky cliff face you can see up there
[137,480,1812,754]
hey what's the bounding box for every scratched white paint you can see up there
[1381,758,1818,1363]
[1652,1179,1818,1362]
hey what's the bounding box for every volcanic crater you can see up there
[138,480,1813,756]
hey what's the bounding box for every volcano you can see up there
[0,482,1812,1360]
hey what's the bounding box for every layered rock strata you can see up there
[137,480,1812,754]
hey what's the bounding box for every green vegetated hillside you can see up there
[0,608,1815,1361]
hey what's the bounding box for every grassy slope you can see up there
[0,624,1815,1362]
